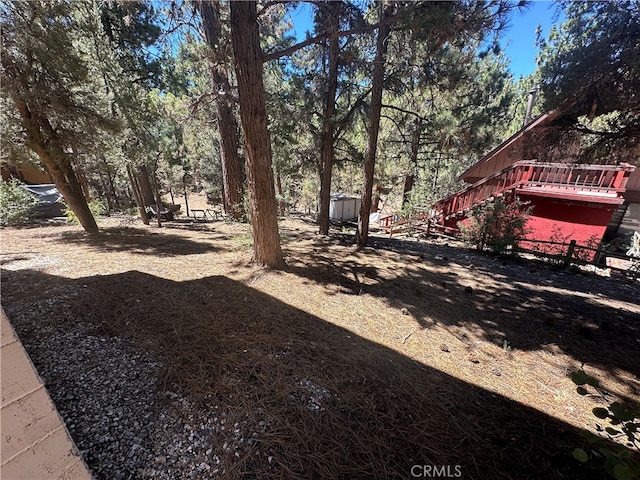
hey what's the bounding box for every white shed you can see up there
[329,194,361,222]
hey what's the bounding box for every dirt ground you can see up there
[1,195,639,479]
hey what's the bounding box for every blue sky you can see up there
[288,1,562,79]
[501,1,560,78]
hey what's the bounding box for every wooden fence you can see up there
[376,217,638,277]
[512,238,638,276]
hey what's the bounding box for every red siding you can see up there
[448,196,617,260]
[518,195,617,259]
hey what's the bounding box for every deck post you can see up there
[564,240,577,267]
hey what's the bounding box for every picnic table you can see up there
[191,209,224,221]
[191,209,207,221]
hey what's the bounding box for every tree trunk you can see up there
[372,184,381,212]
[151,161,162,228]
[47,157,99,234]
[126,164,149,224]
[10,94,98,234]
[215,95,245,220]
[75,163,91,201]
[99,169,113,214]
[198,0,245,221]
[230,0,284,268]
[402,121,420,208]
[356,3,393,248]
[402,174,414,208]
[136,165,156,207]
[432,153,442,191]
[102,154,119,211]
[276,164,285,216]
[317,4,341,235]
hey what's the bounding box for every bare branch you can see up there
[262,13,405,63]
[334,87,372,139]
[257,1,292,17]
[381,103,426,122]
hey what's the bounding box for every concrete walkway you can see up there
[1,307,92,479]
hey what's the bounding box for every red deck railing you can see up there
[433,161,634,222]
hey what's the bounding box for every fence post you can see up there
[564,240,576,267]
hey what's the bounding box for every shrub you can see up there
[570,369,640,479]
[65,199,105,224]
[0,180,39,225]
[459,194,532,254]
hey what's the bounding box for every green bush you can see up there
[65,199,105,224]
[122,206,140,217]
[0,180,39,225]
[459,195,532,254]
[570,369,640,479]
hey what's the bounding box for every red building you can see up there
[432,109,638,257]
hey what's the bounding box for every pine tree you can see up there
[354,0,519,246]
[1,0,118,233]
[230,1,284,268]
[356,2,394,248]
[537,0,640,162]
[196,1,245,220]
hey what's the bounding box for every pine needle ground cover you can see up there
[1,211,638,479]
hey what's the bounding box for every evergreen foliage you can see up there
[537,1,640,163]
[3,0,635,256]
[99,1,163,88]
[459,195,532,253]
[570,369,640,480]
[65,199,105,225]
[0,0,118,154]
[0,180,39,225]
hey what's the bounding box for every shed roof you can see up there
[330,193,359,201]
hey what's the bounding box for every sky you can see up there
[288,1,563,79]
[501,1,561,78]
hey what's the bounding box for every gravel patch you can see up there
[4,297,272,479]
[0,253,63,271]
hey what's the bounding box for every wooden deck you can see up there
[434,161,635,223]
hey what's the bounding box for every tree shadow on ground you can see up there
[48,226,220,256]
[282,234,640,385]
[162,221,215,232]
[368,235,636,304]
[2,267,628,479]
[160,218,231,232]
[5,219,70,230]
